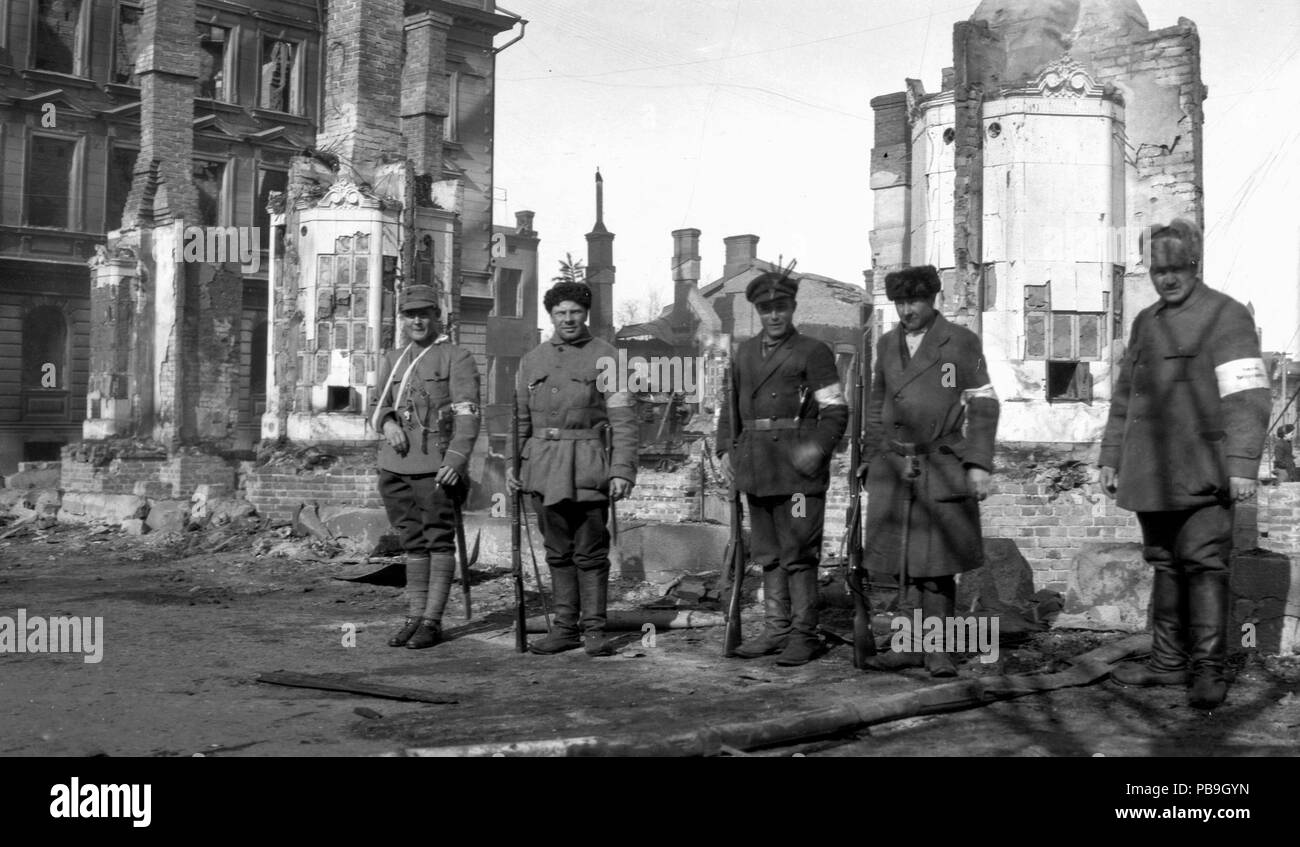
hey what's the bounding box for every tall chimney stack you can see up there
[586,169,616,340]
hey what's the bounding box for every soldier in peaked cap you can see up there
[717,268,848,666]
[370,284,481,650]
[858,265,999,677]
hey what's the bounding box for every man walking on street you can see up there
[717,269,848,667]
[1102,219,1269,710]
[372,285,481,650]
[507,281,637,657]
[858,265,999,677]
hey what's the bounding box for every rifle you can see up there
[510,389,528,652]
[722,359,747,657]
[845,327,877,666]
[437,410,472,620]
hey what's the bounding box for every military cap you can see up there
[885,265,941,300]
[746,271,799,305]
[399,284,440,312]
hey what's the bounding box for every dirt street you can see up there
[2,520,1298,757]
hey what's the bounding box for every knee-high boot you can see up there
[775,567,822,667]
[528,565,582,655]
[733,566,792,658]
[579,566,616,657]
[1186,572,1229,709]
[1112,568,1189,686]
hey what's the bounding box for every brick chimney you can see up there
[723,234,760,280]
[402,11,454,180]
[318,0,404,174]
[671,229,701,346]
[123,0,198,225]
[515,210,535,235]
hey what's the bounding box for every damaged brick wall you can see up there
[180,264,244,445]
[1260,483,1300,555]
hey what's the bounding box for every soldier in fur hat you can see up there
[858,265,1000,677]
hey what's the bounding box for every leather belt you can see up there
[540,427,603,440]
[887,433,961,456]
[745,418,802,431]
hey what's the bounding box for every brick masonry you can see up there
[1260,483,1300,555]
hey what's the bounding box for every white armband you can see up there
[814,382,847,407]
[961,383,998,403]
[1215,358,1268,397]
[606,391,633,409]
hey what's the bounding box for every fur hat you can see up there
[884,265,941,300]
[544,281,593,312]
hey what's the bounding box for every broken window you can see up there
[193,160,226,226]
[26,135,78,228]
[496,268,521,318]
[22,306,67,390]
[34,0,87,76]
[260,38,299,113]
[197,24,231,100]
[105,145,137,231]
[1048,361,1093,403]
[254,168,287,242]
[113,3,142,85]
[444,71,460,141]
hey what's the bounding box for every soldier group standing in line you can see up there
[372,217,1266,711]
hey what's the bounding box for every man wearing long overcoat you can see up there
[860,265,999,676]
[1101,219,1269,710]
[717,270,848,666]
[508,281,638,657]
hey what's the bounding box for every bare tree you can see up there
[614,287,668,328]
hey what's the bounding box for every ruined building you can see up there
[869,0,1205,444]
[0,0,534,507]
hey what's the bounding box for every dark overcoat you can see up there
[515,330,638,507]
[861,313,999,578]
[715,330,848,497]
[1099,283,1269,512]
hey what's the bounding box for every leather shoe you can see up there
[405,618,442,649]
[387,617,423,647]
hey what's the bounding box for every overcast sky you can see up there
[493,0,1300,354]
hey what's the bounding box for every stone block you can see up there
[145,500,190,534]
[1231,550,1300,655]
[1061,542,1150,630]
[207,498,257,527]
[58,492,149,524]
[120,519,147,536]
[320,507,392,553]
